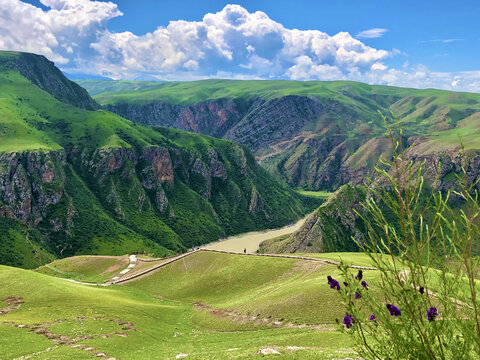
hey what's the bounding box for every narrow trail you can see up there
[60,254,137,287]
[110,254,137,282]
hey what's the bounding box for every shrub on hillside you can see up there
[333,113,480,360]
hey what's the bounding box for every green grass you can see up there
[35,255,129,283]
[0,251,371,359]
[296,190,332,200]
[125,251,378,325]
[81,78,480,111]
[295,252,377,267]
[0,218,55,269]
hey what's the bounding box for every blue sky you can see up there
[7,0,480,91]
[103,0,480,72]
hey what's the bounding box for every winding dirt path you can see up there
[110,255,137,282]
[61,254,137,286]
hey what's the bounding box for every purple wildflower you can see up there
[427,307,439,322]
[369,314,376,321]
[355,270,363,280]
[327,275,340,290]
[343,281,350,287]
[386,303,402,316]
[419,286,425,295]
[361,281,369,289]
[343,314,354,329]
[355,292,361,300]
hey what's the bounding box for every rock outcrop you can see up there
[0,151,65,226]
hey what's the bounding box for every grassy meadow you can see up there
[0,251,378,359]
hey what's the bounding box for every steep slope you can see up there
[79,79,480,190]
[4,51,98,110]
[260,184,368,254]
[261,145,480,255]
[0,52,312,268]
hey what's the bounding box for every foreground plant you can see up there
[335,113,480,360]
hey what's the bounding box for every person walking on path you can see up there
[244,248,247,254]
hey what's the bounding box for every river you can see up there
[201,216,308,253]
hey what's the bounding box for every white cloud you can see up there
[424,38,465,44]
[356,28,388,39]
[371,62,387,71]
[0,0,121,64]
[0,2,479,92]
[285,56,345,80]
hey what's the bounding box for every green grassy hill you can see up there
[0,251,368,359]
[0,51,314,268]
[79,78,480,190]
[35,255,130,283]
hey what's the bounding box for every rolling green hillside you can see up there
[79,78,480,190]
[35,255,130,283]
[0,251,365,359]
[0,51,314,268]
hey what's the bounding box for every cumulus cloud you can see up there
[0,1,479,92]
[0,0,121,64]
[356,28,388,39]
[80,4,391,80]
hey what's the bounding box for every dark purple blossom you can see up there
[327,275,340,290]
[419,286,425,295]
[355,292,361,300]
[427,307,439,322]
[369,314,376,321]
[386,303,402,316]
[355,270,363,280]
[343,314,354,328]
[343,281,350,287]
[361,281,369,289]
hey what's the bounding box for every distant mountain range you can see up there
[0,51,313,268]
[78,79,480,191]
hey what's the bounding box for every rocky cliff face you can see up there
[103,95,369,190]
[0,151,66,226]
[89,80,480,192]
[260,147,480,255]
[103,97,250,138]
[0,138,309,260]
[402,140,480,193]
